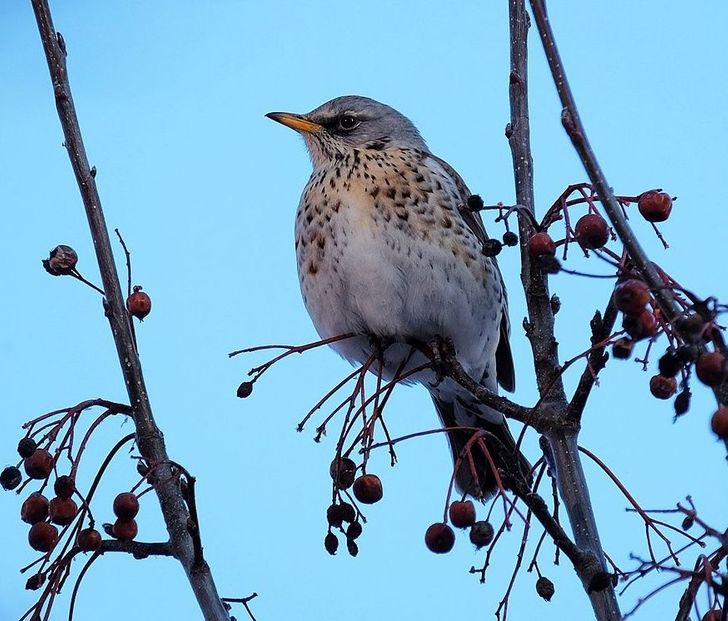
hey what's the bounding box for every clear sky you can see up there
[1,2,727,620]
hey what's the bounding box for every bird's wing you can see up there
[427,153,515,393]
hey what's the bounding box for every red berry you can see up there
[76,528,102,552]
[49,497,78,526]
[696,352,727,387]
[127,286,152,320]
[613,279,650,315]
[425,522,455,554]
[53,475,75,499]
[28,522,59,552]
[21,492,49,524]
[536,576,555,601]
[448,500,476,528]
[638,191,673,222]
[622,309,658,341]
[23,449,54,480]
[574,213,609,249]
[112,518,138,541]
[649,375,677,400]
[527,232,556,257]
[352,474,383,504]
[702,610,721,621]
[113,492,140,520]
[711,407,728,439]
[469,521,494,548]
[329,457,357,490]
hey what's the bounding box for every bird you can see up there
[267,95,529,498]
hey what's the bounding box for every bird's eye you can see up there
[338,115,359,131]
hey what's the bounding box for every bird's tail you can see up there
[431,396,531,499]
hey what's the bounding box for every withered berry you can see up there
[469,521,494,548]
[466,195,484,211]
[346,521,363,540]
[346,539,359,557]
[17,437,38,459]
[28,522,59,552]
[25,573,45,591]
[326,504,346,528]
[424,522,455,554]
[1,466,22,490]
[674,390,691,417]
[611,338,634,360]
[481,239,503,257]
[649,375,677,400]
[329,457,356,490]
[112,518,138,541]
[49,497,78,526]
[658,351,682,377]
[24,449,54,480]
[448,500,476,529]
[76,528,102,552]
[339,502,356,524]
[352,474,383,504]
[536,576,555,601]
[638,191,673,222]
[42,245,78,276]
[502,231,518,247]
[324,532,338,555]
[113,492,140,520]
[127,286,152,320]
[622,309,657,341]
[527,232,556,257]
[613,279,650,315]
[21,492,49,524]
[236,381,254,398]
[574,214,609,249]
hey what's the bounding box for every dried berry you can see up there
[676,314,708,343]
[424,522,455,554]
[324,532,338,555]
[466,195,484,211]
[54,475,75,499]
[326,503,346,528]
[481,238,503,257]
[28,522,59,552]
[710,407,728,439]
[329,457,356,490]
[658,351,682,377]
[536,576,555,601]
[112,518,138,541]
[42,244,78,275]
[537,255,561,274]
[21,492,50,524]
[346,538,359,557]
[649,375,677,400]
[638,191,673,222]
[448,500,476,529]
[127,286,152,320]
[25,574,45,591]
[681,515,694,531]
[611,338,634,360]
[346,521,363,540]
[469,520,494,548]
[674,390,691,417]
[622,309,658,341]
[574,213,609,249]
[502,231,518,247]
[352,474,383,504]
[613,279,650,315]
[696,352,727,387]
[1,466,22,490]
[236,381,253,398]
[113,492,140,520]
[17,437,38,459]
[676,344,700,364]
[527,232,556,257]
[24,449,54,480]
[339,502,356,524]
[76,528,102,552]
[49,497,78,526]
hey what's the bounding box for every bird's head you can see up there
[266,95,428,168]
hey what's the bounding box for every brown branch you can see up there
[29,2,229,619]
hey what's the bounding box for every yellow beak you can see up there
[266,112,322,134]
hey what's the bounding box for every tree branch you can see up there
[29,2,229,618]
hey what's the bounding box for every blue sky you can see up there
[1,2,727,620]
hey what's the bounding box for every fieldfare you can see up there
[267,95,528,498]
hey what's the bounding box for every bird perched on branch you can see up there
[267,95,529,498]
